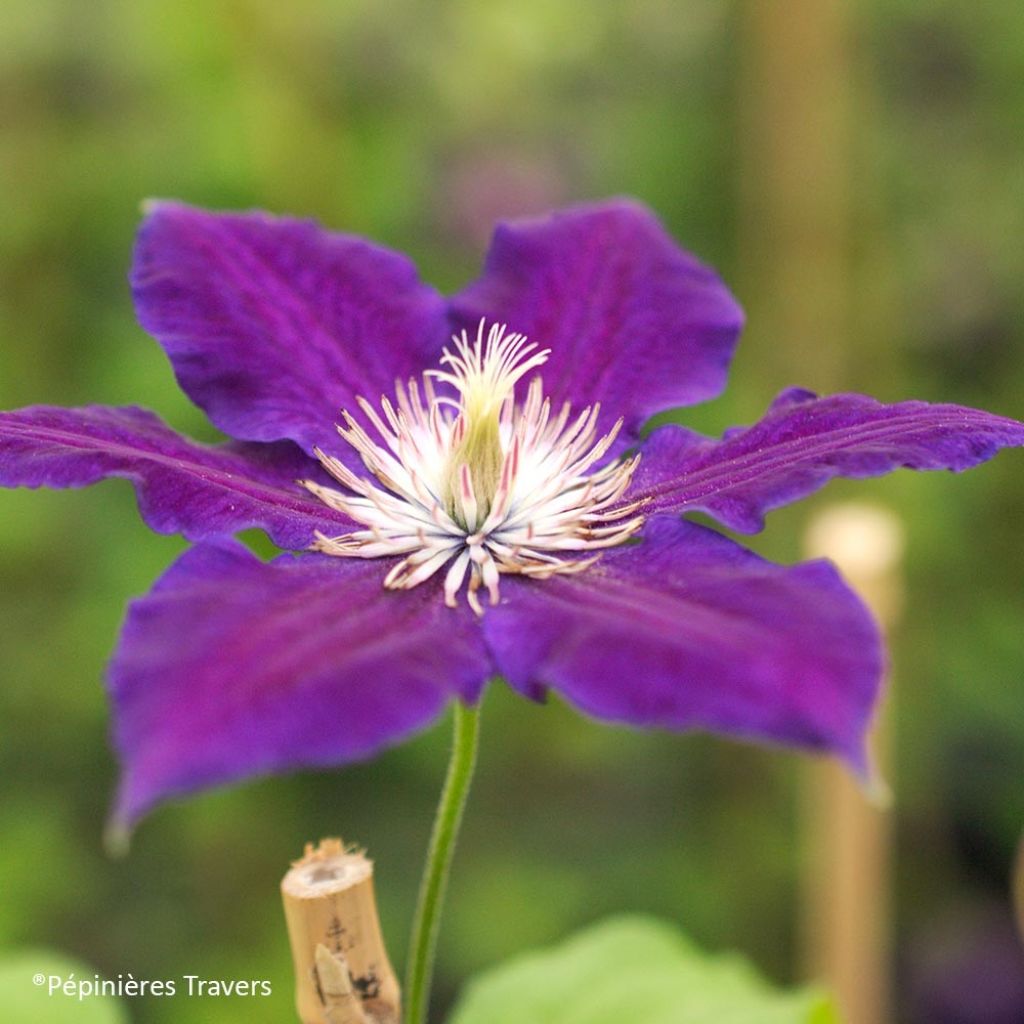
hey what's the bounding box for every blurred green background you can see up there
[1,1,1022,1022]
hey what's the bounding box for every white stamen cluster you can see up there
[302,321,643,615]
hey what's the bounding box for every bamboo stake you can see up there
[802,503,904,1024]
[282,839,401,1024]
[737,0,853,392]
[738,4,901,1021]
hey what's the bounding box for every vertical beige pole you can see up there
[282,839,401,1024]
[737,0,852,393]
[738,4,896,1022]
[803,505,903,1024]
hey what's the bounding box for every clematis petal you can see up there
[450,199,744,444]
[131,202,448,453]
[484,516,882,773]
[0,404,352,549]
[634,389,1024,533]
[109,540,492,828]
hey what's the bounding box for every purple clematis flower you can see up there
[2,199,1022,832]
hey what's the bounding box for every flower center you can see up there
[431,323,548,527]
[302,320,644,615]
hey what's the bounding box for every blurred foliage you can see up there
[0,2,1022,1023]
[449,916,839,1024]
[0,949,128,1024]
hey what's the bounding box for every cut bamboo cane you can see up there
[738,3,900,1020]
[282,839,401,1024]
[803,503,904,1024]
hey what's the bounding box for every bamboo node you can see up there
[282,838,400,1024]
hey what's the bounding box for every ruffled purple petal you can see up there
[131,202,448,453]
[109,541,492,828]
[633,389,1024,532]
[0,404,351,549]
[449,199,744,443]
[484,516,883,772]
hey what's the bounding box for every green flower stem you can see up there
[403,698,482,1024]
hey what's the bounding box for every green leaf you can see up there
[0,950,129,1024]
[448,916,841,1024]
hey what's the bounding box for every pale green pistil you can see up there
[431,323,548,530]
[444,399,504,527]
